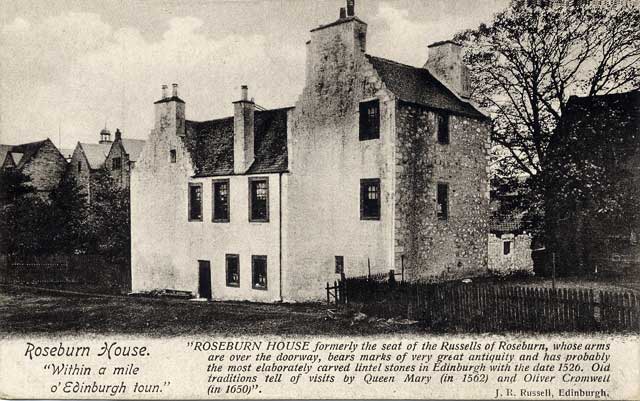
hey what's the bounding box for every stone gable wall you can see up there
[395,104,490,281]
[21,140,67,197]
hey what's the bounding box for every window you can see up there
[360,179,381,220]
[249,177,269,222]
[252,255,267,290]
[437,182,448,221]
[112,157,122,170]
[335,256,344,274]
[170,149,176,163]
[503,241,512,256]
[437,113,449,144]
[188,183,203,221]
[359,100,380,140]
[226,254,240,287]
[212,179,230,222]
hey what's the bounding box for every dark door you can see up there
[198,260,212,299]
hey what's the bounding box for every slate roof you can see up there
[365,54,485,118]
[0,139,49,169]
[120,139,146,162]
[79,142,112,170]
[184,107,291,177]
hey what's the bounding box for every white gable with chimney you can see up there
[130,1,490,302]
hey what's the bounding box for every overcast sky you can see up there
[0,0,508,148]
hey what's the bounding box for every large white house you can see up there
[131,3,490,302]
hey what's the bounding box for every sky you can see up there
[0,0,509,149]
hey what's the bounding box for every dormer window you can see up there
[359,100,380,140]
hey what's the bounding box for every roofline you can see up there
[192,169,290,179]
[397,99,490,121]
[186,106,294,125]
[428,40,461,48]
[154,96,185,104]
[310,16,366,33]
[567,89,639,104]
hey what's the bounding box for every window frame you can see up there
[437,182,449,221]
[359,99,381,141]
[170,149,177,163]
[436,112,450,145]
[225,254,240,287]
[503,241,512,256]
[360,178,381,221]
[212,178,230,223]
[251,255,268,290]
[188,182,203,222]
[248,177,269,223]
[335,256,344,274]
[112,157,122,170]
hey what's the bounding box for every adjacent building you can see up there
[131,4,490,301]
[67,127,145,202]
[0,138,67,201]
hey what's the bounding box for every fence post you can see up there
[326,282,330,304]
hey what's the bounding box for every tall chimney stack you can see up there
[115,128,122,141]
[425,41,471,99]
[161,84,168,99]
[172,83,178,98]
[339,7,346,19]
[233,85,255,173]
[346,0,355,16]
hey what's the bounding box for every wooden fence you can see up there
[0,254,131,293]
[329,273,640,332]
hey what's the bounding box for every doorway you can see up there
[198,260,212,299]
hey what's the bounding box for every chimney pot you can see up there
[346,0,355,16]
[115,129,122,141]
[339,7,346,19]
[161,84,168,99]
[172,83,178,97]
[241,85,248,101]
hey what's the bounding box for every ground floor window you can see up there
[335,256,344,274]
[226,254,240,287]
[503,240,512,256]
[252,255,267,290]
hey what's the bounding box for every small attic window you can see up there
[170,149,177,163]
[359,100,380,141]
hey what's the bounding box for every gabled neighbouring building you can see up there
[66,127,146,202]
[131,3,490,302]
[0,138,67,201]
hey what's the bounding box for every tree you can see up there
[86,167,130,256]
[0,168,34,204]
[48,175,89,254]
[456,1,640,235]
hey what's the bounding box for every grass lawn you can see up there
[0,285,422,337]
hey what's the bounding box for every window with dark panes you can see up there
[503,241,512,256]
[212,179,230,222]
[252,255,267,290]
[437,183,448,221]
[226,254,240,287]
[437,112,449,144]
[170,149,177,163]
[188,183,203,221]
[359,100,380,140]
[77,162,81,173]
[112,157,122,170]
[335,256,344,274]
[360,178,381,220]
[249,178,269,222]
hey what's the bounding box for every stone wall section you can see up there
[488,233,534,274]
[394,104,490,281]
[21,140,67,198]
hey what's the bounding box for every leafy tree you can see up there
[86,167,130,256]
[48,175,89,254]
[0,168,34,204]
[456,1,640,235]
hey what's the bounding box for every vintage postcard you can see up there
[0,0,638,399]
